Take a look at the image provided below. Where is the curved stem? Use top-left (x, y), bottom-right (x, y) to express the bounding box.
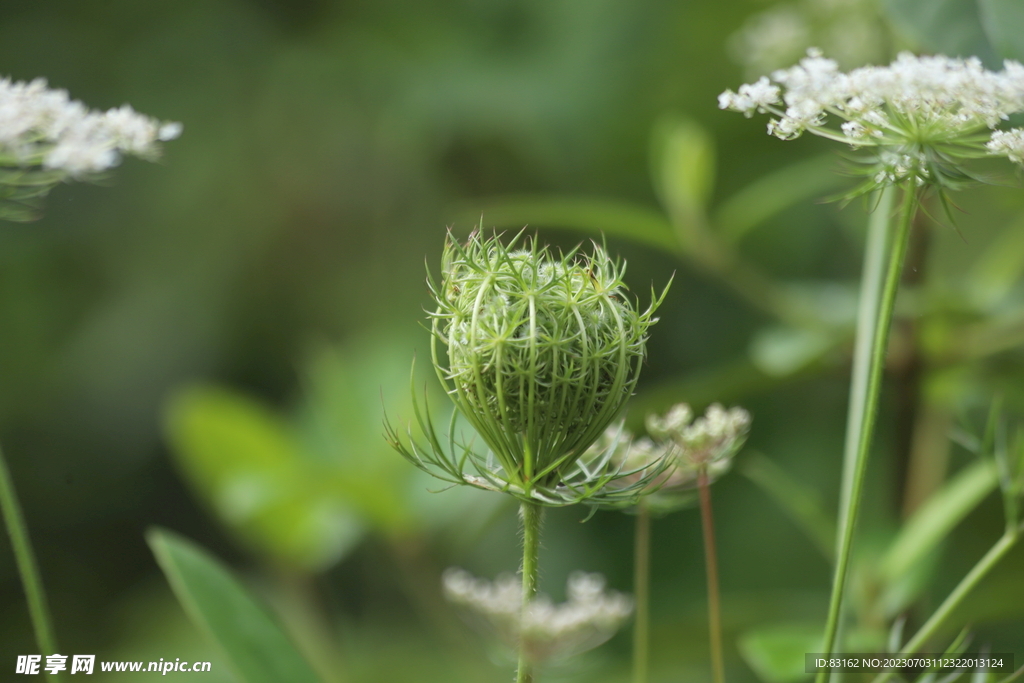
top-left (818, 184), bottom-right (917, 682)
top-left (633, 502), bottom-right (651, 683)
top-left (699, 468), bottom-right (725, 683)
top-left (0, 440), bottom-right (61, 676)
top-left (872, 524), bottom-right (1022, 683)
top-left (517, 501), bottom-right (543, 683)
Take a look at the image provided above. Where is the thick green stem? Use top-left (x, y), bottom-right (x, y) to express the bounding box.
top-left (0, 440), bottom-right (62, 679)
top-left (699, 468), bottom-right (725, 683)
top-left (872, 525), bottom-right (1022, 683)
top-left (632, 502), bottom-right (651, 683)
top-left (818, 184), bottom-right (917, 682)
top-left (517, 501), bottom-right (543, 683)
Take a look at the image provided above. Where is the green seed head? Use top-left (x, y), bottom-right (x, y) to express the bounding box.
top-left (429, 231), bottom-right (664, 492)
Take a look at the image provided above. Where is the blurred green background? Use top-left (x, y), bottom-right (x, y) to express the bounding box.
top-left (1, 0), bottom-right (1023, 681)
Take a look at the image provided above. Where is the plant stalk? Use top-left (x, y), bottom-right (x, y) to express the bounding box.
top-left (872, 524), bottom-right (1022, 683)
top-left (633, 502), bottom-right (651, 683)
top-left (0, 440), bottom-right (61, 678)
top-left (818, 184), bottom-right (917, 682)
top-left (517, 501), bottom-right (543, 683)
top-left (698, 468), bottom-right (725, 683)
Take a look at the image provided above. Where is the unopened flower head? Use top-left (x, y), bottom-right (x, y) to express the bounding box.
top-left (430, 232), bottom-right (667, 494)
top-left (443, 567), bottom-right (633, 663)
top-left (719, 49), bottom-right (1024, 190)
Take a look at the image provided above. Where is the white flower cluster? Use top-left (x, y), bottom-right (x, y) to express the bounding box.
top-left (646, 403), bottom-right (751, 471)
top-left (0, 76), bottom-right (181, 176)
top-left (443, 568), bottom-right (633, 663)
top-left (585, 403), bottom-right (750, 509)
top-left (719, 49), bottom-right (1024, 173)
top-left (988, 128), bottom-right (1024, 166)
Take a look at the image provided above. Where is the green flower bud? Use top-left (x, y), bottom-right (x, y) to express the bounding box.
top-left (427, 231), bottom-right (666, 494)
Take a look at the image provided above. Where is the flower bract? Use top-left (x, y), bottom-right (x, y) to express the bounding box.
top-left (385, 230), bottom-right (671, 507)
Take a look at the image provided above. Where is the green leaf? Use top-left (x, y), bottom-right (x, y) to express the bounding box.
top-left (714, 155), bottom-right (845, 245)
top-left (741, 452), bottom-right (836, 560)
top-left (454, 196), bottom-right (679, 254)
top-left (883, 0), bottom-right (1000, 67)
top-left (739, 623), bottom-right (819, 683)
top-left (146, 527), bottom-right (323, 683)
top-left (969, 215), bottom-right (1024, 309)
top-left (749, 326), bottom-right (839, 378)
top-left (979, 0), bottom-right (1024, 61)
top-left (880, 459), bottom-right (999, 583)
top-left (650, 115), bottom-right (715, 242)
top-left (163, 385), bottom-right (364, 570)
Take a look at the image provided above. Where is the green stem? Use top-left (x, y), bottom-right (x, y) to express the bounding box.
top-left (0, 440), bottom-right (62, 678)
top-left (517, 501), bottom-right (543, 683)
top-left (873, 524), bottom-right (1022, 683)
top-left (698, 468), bottom-right (725, 683)
top-left (817, 184), bottom-right (917, 683)
top-left (633, 502), bottom-right (651, 683)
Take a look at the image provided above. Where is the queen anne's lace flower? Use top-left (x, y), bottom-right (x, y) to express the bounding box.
top-left (0, 77), bottom-right (180, 176)
top-left (586, 403), bottom-right (750, 513)
top-left (719, 49), bottom-right (1024, 188)
top-left (443, 568), bottom-right (633, 663)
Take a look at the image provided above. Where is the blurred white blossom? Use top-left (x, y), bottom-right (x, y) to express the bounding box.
top-left (0, 77), bottom-right (180, 177)
top-left (585, 403), bottom-right (750, 513)
top-left (443, 568), bottom-right (633, 663)
top-left (728, 0), bottom-right (884, 79)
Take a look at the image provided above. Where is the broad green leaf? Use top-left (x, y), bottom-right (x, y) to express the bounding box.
top-left (714, 155), bottom-right (845, 245)
top-left (147, 528), bottom-right (323, 683)
top-left (749, 326), bottom-right (838, 377)
top-left (741, 453), bottom-right (836, 560)
top-left (979, 0), bottom-right (1024, 61)
top-left (968, 214), bottom-right (1024, 309)
top-left (880, 459), bottom-right (998, 583)
top-left (883, 0), bottom-right (1000, 67)
top-left (456, 196), bottom-right (679, 254)
top-left (650, 115), bottom-right (715, 243)
top-left (739, 623), bottom-right (819, 683)
top-left (164, 385), bottom-right (364, 570)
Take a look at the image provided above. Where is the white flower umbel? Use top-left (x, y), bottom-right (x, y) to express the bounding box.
top-left (719, 49), bottom-right (1024, 193)
top-left (0, 76), bottom-right (180, 220)
top-left (443, 568), bottom-right (633, 664)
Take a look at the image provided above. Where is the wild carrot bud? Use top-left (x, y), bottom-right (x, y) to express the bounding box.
top-left (386, 229), bottom-right (670, 506)
top-left (430, 231), bottom-right (664, 494)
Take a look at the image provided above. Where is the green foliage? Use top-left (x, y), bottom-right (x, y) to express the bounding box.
top-left (880, 459), bottom-right (999, 584)
top-left (650, 115), bottom-right (715, 243)
top-left (884, 0), bottom-right (1024, 64)
top-left (147, 528), bottom-right (322, 683)
top-left (164, 384), bottom-right (364, 571)
top-left (738, 623), bottom-right (819, 683)
top-left (741, 453), bottom-right (835, 560)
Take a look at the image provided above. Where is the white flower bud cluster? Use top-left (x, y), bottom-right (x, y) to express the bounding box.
top-left (647, 403), bottom-right (751, 466)
top-left (585, 403), bottom-right (750, 508)
top-left (0, 76), bottom-right (181, 176)
top-left (719, 49), bottom-right (1024, 168)
top-left (442, 568), bottom-right (633, 663)
top-left (987, 128), bottom-right (1024, 166)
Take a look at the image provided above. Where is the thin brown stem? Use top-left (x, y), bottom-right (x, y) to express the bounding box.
top-left (699, 468), bottom-right (725, 683)
top-left (633, 502), bottom-right (651, 683)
